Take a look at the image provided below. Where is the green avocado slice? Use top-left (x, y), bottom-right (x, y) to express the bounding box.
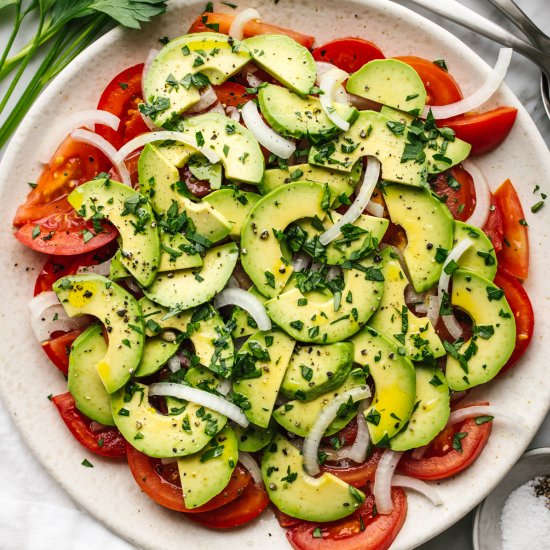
top-left (454, 221), bottom-right (497, 281)
top-left (134, 337), bottom-right (179, 378)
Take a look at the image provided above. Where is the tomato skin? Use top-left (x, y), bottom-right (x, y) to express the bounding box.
top-left (52, 393), bottom-right (126, 458)
top-left (273, 507), bottom-right (304, 528)
top-left (312, 38), bottom-right (385, 73)
top-left (41, 330), bottom-right (83, 376)
top-left (440, 107), bottom-right (518, 156)
top-left (185, 481), bottom-right (269, 529)
top-left (394, 56), bottom-right (463, 106)
top-left (494, 268), bottom-right (534, 373)
top-left (322, 448), bottom-right (384, 488)
top-left (483, 196), bottom-right (505, 253)
top-left (397, 402), bottom-right (492, 480)
top-left (125, 444), bottom-right (251, 513)
top-left (493, 179), bottom-right (529, 279)
top-left (430, 165), bottom-right (476, 221)
top-left (188, 12), bottom-right (314, 48)
top-left (287, 489), bottom-right (407, 550)
top-left (213, 82), bottom-right (255, 107)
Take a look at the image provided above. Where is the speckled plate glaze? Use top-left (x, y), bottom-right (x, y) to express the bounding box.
top-left (0, 1), bottom-right (549, 548)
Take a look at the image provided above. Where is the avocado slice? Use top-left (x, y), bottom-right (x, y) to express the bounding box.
top-left (258, 83), bottom-right (358, 142)
top-left (143, 32), bottom-right (251, 126)
top-left (54, 275), bottom-right (144, 393)
top-left (68, 324), bottom-right (114, 426)
top-left (346, 58), bottom-right (427, 114)
top-left (138, 143), bottom-right (232, 243)
top-left (243, 34), bottom-right (316, 96)
top-left (384, 184), bottom-right (454, 292)
top-left (259, 162), bottom-right (362, 197)
top-left (140, 298), bottom-right (234, 377)
top-left (445, 270), bottom-right (516, 390)
top-left (369, 248), bottom-right (444, 359)
top-left (390, 366), bottom-right (450, 451)
top-left (454, 221), bottom-right (497, 281)
top-left (111, 381), bottom-right (226, 458)
top-left (232, 330), bottom-right (295, 428)
top-left (68, 178), bottom-right (159, 287)
top-left (233, 423), bottom-right (276, 452)
top-left (134, 337), bottom-right (179, 378)
top-left (280, 342), bottom-right (354, 401)
top-left (158, 229), bottom-right (204, 272)
top-left (351, 327), bottom-right (416, 445)
top-left (241, 181), bottom-right (327, 298)
top-left (380, 106), bottom-right (471, 174)
top-left (308, 110), bottom-right (428, 186)
top-left (265, 256), bottom-right (384, 344)
top-left (229, 285), bottom-right (267, 339)
top-left (262, 434), bottom-right (365, 521)
top-left (203, 188), bottom-right (261, 238)
top-left (273, 370), bottom-right (366, 437)
top-left (177, 425), bottom-right (238, 508)
top-left (109, 251), bottom-right (130, 281)
top-left (143, 242), bottom-right (239, 312)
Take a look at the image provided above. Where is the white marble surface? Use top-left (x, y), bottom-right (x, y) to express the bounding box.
top-left (0, 1), bottom-right (548, 549)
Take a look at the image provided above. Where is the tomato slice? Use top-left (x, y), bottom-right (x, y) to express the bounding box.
top-left (273, 507), bottom-right (304, 528)
top-left (430, 165), bottom-right (476, 221)
top-left (96, 64), bottom-right (149, 148)
top-left (397, 402), bottom-right (492, 480)
top-left (312, 38), bottom-right (385, 73)
top-left (394, 56), bottom-right (463, 106)
top-left (125, 443), bottom-right (251, 513)
top-left (52, 392), bottom-right (126, 458)
top-left (440, 107), bottom-right (518, 156)
top-left (483, 195), bottom-right (505, 253)
top-left (493, 179), bottom-right (529, 279)
top-left (287, 489), bottom-right (407, 550)
top-left (212, 82), bottom-right (255, 107)
top-left (42, 330), bottom-right (83, 376)
top-left (494, 268), bottom-right (534, 373)
top-left (185, 481), bottom-right (269, 529)
top-left (322, 448), bottom-right (384, 488)
top-left (188, 12), bottom-right (314, 48)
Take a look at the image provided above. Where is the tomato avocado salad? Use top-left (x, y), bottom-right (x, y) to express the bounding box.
top-left (15, 4), bottom-right (534, 549)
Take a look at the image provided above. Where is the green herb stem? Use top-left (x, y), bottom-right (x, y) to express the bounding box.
top-left (0, 1), bottom-right (23, 76)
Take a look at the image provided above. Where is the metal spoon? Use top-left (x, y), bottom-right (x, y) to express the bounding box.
top-left (404, 0), bottom-right (550, 118)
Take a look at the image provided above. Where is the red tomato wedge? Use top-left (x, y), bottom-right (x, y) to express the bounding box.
top-left (430, 165), bottom-right (476, 221)
top-left (125, 444), bottom-right (251, 513)
top-left (495, 268), bottom-right (534, 373)
top-left (312, 38), bottom-right (385, 73)
top-left (397, 402), bottom-right (492, 480)
top-left (52, 393), bottom-right (126, 458)
top-left (42, 330), bottom-right (83, 376)
top-left (440, 107), bottom-right (518, 156)
top-left (322, 448), bottom-right (384, 488)
top-left (96, 64), bottom-right (150, 149)
top-left (287, 489), bottom-right (407, 550)
top-left (483, 195), bottom-right (505, 253)
top-left (213, 82), bottom-right (255, 107)
top-left (185, 481), bottom-right (269, 528)
top-left (188, 12), bottom-right (314, 48)
top-left (494, 179), bottom-right (529, 279)
top-left (394, 56), bottom-right (463, 106)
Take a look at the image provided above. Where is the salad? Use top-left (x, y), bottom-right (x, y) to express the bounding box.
top-left (14, 3), bottom-right (535, 549)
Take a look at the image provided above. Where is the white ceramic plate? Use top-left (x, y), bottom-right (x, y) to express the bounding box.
top-left (0, 1), bottom-right (549, 548)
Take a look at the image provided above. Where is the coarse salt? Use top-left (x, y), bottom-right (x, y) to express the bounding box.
top-left (500, 476), bottom-right (550, 550)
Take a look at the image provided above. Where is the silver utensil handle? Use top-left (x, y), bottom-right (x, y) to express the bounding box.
top-left (486, 0), bottom-right (550, 50)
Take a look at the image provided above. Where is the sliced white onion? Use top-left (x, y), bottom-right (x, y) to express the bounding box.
top-left (29, 292), bottom-right (90, 343)
top-left (427, 294), bottom-right (441, 327)
top-left (303, 386), bottom-right (371, 476)
top-left (241, 100), bottom-right (296, 159)
top-left (315, 61), bottom-right (335, 76)
top-left (442, 314), bottom-right (464, 340)
top-left (315, 63), bottom-right (349, 106)
top-left (167, 355), bottom-right (182, 373)
top-left (90, 421), bottom-right (108, 433)
top-left (373, 449), bottom-right (403, 515)
top-left (392, 475), bottom-right (443, 506)
top-left (320, 156), bottom-right (381, 245)
top-left (148, 382), bottom-right (249, 427)
top-left (216, 378), bottom-right (231, 396)
top-left (239, 451), bottom-right (263, 484)
top-left (226, 106), bottom-right (241, 122)
top-left (71, 129), bottom-right (131, 186)
top-left (318, 67), bottom-right (351, 131)
top-left (463, 159), bottom-right (491, 228)
top-left (228, 7), bottom-right (260, 40)
top-left (225, 275), bottom-right (240, 289)
top-left (447, 404), bottom-right (521, 427)
top-left (326, 265), bottom-right (342, 282)
top-left (117, 131), bottom-right (219, 165)
top-left (405, 284), bottom-right (425, 305)
top-left (245, 71), bottom-right (264, 88)
top-left (411, 445), bottom-right (428, 460)
top-left (214, 288), bottom-right (271, 331)
top-left (345, 400), bottom-right (371, 463)
top-left (425, 48), bottom-right (512, 119)
top-left (39, 110), bottom-right (120, 164)
top-left (292, 252), bottom-right (312, 272)
top-left (76, 259), bottom-right (111, 277)
top-left (186, 85), bottom-right (218, 114)
top-left (140, 49), bottom-right (160, 129)
top-left (365, 200), bottom-right (384, 218)
top-left (205, 102), bottom-right (226, 116)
